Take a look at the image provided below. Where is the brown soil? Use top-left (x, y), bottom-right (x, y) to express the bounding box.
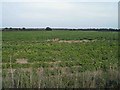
top-left (16, 58), bottom-right (28, 64)
top-left (47, 38), bottom-right (96, 43)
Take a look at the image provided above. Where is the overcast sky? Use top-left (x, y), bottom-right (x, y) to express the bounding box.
top-left (1, 0), bottom-right (119, 28)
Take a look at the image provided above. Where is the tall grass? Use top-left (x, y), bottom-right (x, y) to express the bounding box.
top-left (2, 67), bottom-right (119, 88)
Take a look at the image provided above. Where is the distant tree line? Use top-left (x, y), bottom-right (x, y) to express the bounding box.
top-left (2, 27), bottom-right (53, 31)
top-left (54, 28), bottom-right (119, 31)
top-left (2, 27), bottom-right (119, 32)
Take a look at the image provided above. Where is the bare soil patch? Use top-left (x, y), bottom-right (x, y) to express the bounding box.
top-left (16, 58), bottom-right (28, 64)
top-left (47, 38), bottom-right (96, 43)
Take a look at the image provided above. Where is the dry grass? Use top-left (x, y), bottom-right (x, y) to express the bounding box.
top-left (2, 67), bottom-right (119, 88)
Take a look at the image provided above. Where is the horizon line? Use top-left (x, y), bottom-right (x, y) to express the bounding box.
top-left (1, 27), bottom-right (119, 29)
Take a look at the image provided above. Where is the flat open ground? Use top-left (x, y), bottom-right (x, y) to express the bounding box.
top-left (2, 30), bottom-right (119, 88)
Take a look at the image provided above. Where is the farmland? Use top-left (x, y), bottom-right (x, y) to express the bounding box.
top-left (2, 30), bottom-right (119, 88)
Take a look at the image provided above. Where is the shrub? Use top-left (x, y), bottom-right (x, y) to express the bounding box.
top-left (45, 27), bottom-right (52, 31)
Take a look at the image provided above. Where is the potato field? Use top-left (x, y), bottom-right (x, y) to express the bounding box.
top-left (2, 30), bottom-right (119, 88)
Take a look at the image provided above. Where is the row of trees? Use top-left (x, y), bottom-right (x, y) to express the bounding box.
top-left (2, 27), bottom-right (119, 31)
top-left (3, 27), bottom-right (52, 31)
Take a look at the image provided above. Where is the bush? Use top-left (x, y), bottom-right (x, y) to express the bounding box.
top-left (45, 27), bottom-right (52, 31)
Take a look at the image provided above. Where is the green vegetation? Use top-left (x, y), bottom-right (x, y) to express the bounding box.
top-left (2, 30), bottom-right (119, 88)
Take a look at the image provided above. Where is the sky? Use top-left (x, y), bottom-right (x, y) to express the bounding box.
top-left (1, 0), bottom-right (119, 2)
top-left (1, 0), bottom-right (119, 29)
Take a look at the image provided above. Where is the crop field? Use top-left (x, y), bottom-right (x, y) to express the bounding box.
top-left (2, 30), bottom-right (119, 88)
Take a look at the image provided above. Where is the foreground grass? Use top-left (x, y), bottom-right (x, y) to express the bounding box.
top-left (2, 68), bottom-right (119, 88)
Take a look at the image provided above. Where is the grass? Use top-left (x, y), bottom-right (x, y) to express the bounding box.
top-left (2, 68), bottom-right (119, 88)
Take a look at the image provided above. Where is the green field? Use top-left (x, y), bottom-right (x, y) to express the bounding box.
top-left (2, 30), bottom-right (119, 88)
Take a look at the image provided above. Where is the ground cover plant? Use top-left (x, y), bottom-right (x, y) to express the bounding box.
top-left (2, 30), bottom-right (119, 88)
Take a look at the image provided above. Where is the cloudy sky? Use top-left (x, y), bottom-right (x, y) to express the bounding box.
top-left (1, 0), bottom-right (119, 28)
